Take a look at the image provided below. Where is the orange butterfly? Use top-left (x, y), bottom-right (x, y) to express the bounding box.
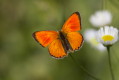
top-left (33, 12), bottom-right (83, 58)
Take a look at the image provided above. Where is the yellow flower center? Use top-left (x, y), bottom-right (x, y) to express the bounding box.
top-left (90, 38), bottom-right (99, 45)
top-left (102, 35), bottom-right (114, 41)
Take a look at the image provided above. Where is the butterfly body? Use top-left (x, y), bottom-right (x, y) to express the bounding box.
top-left (33, 12), bottom-right (83, 58)
top-left (58, 31), bottom-right (74, 53)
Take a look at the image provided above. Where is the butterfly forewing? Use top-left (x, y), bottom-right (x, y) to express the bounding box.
top-left (61, 12), bottom-right (81, 33)
top-left (33, 31), bottom-right (58, 47)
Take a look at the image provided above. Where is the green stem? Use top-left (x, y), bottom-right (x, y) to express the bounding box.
top-left (102, 0), bottom-right (105, 10)
top-left (107, 46), bottom-right (115, 80)
top-left (69, 54), bottom-right (99, 80)
top-left (102, 0), bottom-right (104, 10)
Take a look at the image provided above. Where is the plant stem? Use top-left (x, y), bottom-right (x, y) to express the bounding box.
top-left (69, 54), bottom-right (99, 80)
top-left (102, 0), bottom-right (104, 10)
top-left (107, 46), bottom-right (115, 80)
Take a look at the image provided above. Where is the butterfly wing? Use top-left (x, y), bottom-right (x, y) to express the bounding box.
top-left (33, 12), bottom-right (83, 58)
top-left (33, 31), bottom-right (58, 47)
top-left (61, 12), bottom-right (83, 51)
top-left (48, 39), bottom-right (67, 58)
top-left (67, 32), bottom-right (83, 50)
top-left (61, 12), bottom-right (81, 33)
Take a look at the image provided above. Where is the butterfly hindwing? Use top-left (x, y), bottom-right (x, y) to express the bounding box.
top-left (48, 39), bottom-right (67, 58)
top-left (61, 12), bottom-right (81, 33)
top-left (66, 32), bottom-right (83, 50)
top-left (33, 31), bottom-right (58, 47)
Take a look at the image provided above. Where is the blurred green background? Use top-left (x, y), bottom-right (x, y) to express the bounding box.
top-left (0, 0), bottom-right (119, 80)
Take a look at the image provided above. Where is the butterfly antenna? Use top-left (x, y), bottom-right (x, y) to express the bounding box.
top-left (69, 54), bottom-right (100, 80)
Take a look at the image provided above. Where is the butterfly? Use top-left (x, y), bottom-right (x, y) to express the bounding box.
top-left (33, 12), bottom-right (83, 58)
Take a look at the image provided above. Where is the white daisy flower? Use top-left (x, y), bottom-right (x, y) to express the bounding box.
top-left (90, 10), bottom-right (112, 27)
top-left (96, 26), bottom-right (118, 46)
top-left (84, 29), bottom-right (106, 51)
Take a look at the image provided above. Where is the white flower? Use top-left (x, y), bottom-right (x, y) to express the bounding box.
top-left (84, 29), bottom-right (106, 51)
top-left (96, 26), bottom-right (118, 46)
top-left (90, 10), bottom-right (112, 27)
